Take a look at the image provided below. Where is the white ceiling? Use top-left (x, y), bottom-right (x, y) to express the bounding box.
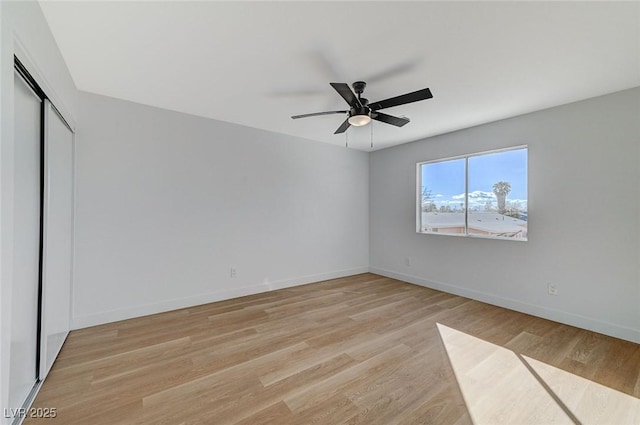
top-left (40, 1), bottom-right (640, 151)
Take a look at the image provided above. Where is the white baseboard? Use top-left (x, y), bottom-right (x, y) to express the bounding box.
top-left (71, 266), bottom-right (369, 329)
top-left (370, 267), bottom-right (640, 345)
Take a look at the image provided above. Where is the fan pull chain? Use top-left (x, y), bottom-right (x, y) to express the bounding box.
top-left (345, 131), bottom-right (348, 148)
top-left (370, 121), bottom-right (374, 149)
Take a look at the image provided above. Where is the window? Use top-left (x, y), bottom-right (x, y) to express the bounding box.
top-left (418, 146), bottom-right (528, 241)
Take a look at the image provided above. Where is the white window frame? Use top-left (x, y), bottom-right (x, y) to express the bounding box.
top-left (416, 145), bottom-right (528, 241)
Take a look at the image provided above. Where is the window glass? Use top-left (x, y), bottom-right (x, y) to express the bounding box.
top-left (418, 147), bottom-right (527, 241)
top-left (420, 158), bottom-right (466, 235)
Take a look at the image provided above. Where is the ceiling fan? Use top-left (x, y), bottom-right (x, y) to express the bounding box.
top-left (291, 81), bottom-right (433, 134)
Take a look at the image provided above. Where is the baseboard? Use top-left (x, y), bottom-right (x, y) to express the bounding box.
top-left (71, 266), bottom-right (369, 329)
top-left (370, 267), bottom-right (640, 345)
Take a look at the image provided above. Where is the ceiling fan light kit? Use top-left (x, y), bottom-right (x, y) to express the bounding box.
top-left (291, 80), bottom-right (433, 135)
top-left (348, 113), bottom-right (371, 127)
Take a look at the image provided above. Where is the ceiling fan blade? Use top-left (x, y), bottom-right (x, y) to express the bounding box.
top-left (372, 112), bottom-right (410, 127)
top-left (330, 83), bottom-right (362, 108)
top-left (334, 117), bottom-right (351, 134)
top-left (291, 110), bottom-right (347, 119)
top-left (369, 88), bottom-right (433, 111)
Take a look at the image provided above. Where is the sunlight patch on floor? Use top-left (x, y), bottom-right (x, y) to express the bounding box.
top-left (438, 323), bottom-right (640, 425)
top-left (437, 323), bottom-right (640, 425)
top-left (523, 355), bottom-right (640, 424)
top-left (437, 323), bottom-right (572, 424)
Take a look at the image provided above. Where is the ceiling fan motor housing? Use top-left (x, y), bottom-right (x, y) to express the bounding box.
top-left (351, 82), bottom-right (369, 119)
top-left (350, 105), bottom-right (370, 118)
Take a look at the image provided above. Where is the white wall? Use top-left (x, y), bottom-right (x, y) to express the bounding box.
top-left (0, 2), bottom-right (78, 423)
top-left (370, 87), bottom-right (640, 344)
top-left (72, 92), bottom-right (369, 328)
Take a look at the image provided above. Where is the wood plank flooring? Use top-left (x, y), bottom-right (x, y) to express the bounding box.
top-left (25, 273), bottom-right (640, 424)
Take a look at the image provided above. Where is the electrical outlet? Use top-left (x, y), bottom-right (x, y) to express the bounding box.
top-left (548, 283), bottom-right (558, 295)
top-left (230, 267), bottom-right (237, 278)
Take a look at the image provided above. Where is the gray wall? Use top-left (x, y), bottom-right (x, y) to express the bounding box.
top-left (72, 92), bottom-right (370, 328)
top-left (370, 87), bottom-right (640, 343)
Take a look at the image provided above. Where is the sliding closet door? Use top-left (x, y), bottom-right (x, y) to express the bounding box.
top-left (40, 100), bottom-right (73, 377)
top-left (9, 70), bottom-right (42, 410)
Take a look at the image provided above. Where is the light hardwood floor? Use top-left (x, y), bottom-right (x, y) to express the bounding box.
top-left (25, 274), bottom-right (640, 424)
